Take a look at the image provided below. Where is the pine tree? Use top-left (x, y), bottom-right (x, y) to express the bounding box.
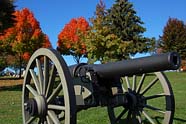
top-left (86, 0), bottom-right (150, 63)
top-left (0, 0), bottom-right (16, 34)
top-left (106, 0), bottom-right (148, 59)
top-left (0, 0), bottom-right (16, 71)
top-left (86, 0), bottom-right (122, 63)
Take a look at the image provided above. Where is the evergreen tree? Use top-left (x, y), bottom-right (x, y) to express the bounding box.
top-left (86, 0), bottom-right (123, 63)
top-left (106, 0), bottom-right (149, 59)
top-left (160, 18), bottom-right (186, 60)
top-left (0, 0), bottom-right (16, 71)
top-left (86, 0), bottom-right (151, 63)
top-left (0, 0), bottom-right (16, 34)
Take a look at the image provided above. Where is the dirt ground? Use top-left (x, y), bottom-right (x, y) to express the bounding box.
top-left (0, 78), bottom-right (23, 89)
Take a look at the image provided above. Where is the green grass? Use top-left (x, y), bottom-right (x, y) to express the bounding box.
top-left (166, 72), bottom-right (186, 123)
top-left (0, 87), bottom-right (22, 123)
top-left (0, 72), bottom-right (186, 124)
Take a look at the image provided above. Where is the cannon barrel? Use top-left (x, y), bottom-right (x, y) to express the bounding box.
top-left (86, 52), bottom-right (181, 78)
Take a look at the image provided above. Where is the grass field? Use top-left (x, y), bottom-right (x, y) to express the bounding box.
top-left (0, 72), bottom-right (186, 124)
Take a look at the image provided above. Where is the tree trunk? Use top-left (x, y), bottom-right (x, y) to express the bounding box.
top-left (19, 55), bottom-right (22, 78)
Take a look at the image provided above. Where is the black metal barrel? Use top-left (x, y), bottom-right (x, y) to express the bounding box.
top-left (89, 52), bottom-right (181, 78)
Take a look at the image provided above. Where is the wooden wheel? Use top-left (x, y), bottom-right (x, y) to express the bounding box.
top-left (22, 48), bottom-right (76, 124)
top-left (108, 72), bottom-right (175, 124)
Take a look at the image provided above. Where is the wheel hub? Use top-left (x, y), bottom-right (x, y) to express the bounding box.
top-left (25, 95), bottom-right (47, 117)
top-left (126, 91), bottom-right (146, 111)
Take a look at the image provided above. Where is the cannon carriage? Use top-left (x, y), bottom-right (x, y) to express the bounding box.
top-left (22, 48), bottom-right (180, 124)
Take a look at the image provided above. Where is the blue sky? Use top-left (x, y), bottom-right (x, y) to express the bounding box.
top-left (15, 0), bottom-right (186, 65)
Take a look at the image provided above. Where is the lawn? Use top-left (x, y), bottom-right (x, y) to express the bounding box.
top-left (0, 72), bottom-right (186, 124)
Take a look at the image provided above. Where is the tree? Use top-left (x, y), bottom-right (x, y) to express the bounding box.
top-left (0, 0), bottom-right (16, 71)
top-left (86, 0), bottom-right (124, 63)
top-left (0, 0), bottom-right (16, 34)
top-left (105, 0), bottom-right (149, 59)
top-left (160, 18), bottom-right (186, 60)
top-left (57, 17), bottom-right (89, 63)
top-left (0, 57), bottom-right (6, 72)
top-left (12, 8), bottom-right (51, 55)
top-left (0, 8), bottom-right (52, 77)
top-left (86, 0), bottom-right (150, 63)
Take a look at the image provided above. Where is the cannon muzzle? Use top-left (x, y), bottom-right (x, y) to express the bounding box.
top-left (89, 52), bottom-right (181, 78)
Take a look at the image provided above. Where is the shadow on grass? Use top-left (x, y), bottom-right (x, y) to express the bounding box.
top-left (115, 116), bottom-right (186, 124)
top-left (173, 117), bottom-right (186, 123)
top-left (0, 84), bottom-right (22, 91)
top-left (154, 116), bottom-right (186, 123)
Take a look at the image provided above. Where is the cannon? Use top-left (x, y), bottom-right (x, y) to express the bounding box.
top-left (22, 48), bottom-right (181, 124)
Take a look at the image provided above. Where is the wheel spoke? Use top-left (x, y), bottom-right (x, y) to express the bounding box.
top-left (29, 69), bottom-right (41, 94)
top-left (136, 114), bottom-right (142, 124)
top-left (107, 72), bottom-right (175, 124)
top-left (122, 85), bottom-right (127, 93)
top-left (23, 49), bottom-right (76, 124)
top-left (46, 65), bottom-right (56, 98)
top-left (142, 110), bottom-right (156, 124)
top-left (132, 75), bottom-right (137, 91)
top-left (140, 77), bottom-right (159, 95)
top-left (125, 76), bottom-right (131, 89)
top-left (115, 108), bottom-right (128, 122)
top-left (39, 118), bottom-right (47, 124)
top-left (47, 83), bottom-right (62, 103)
top-left (136, 74), bottom-right (146, 93)
top-left (25, 116), bottom-right (37, 124)
top-left (127, 110), bottom-right (132, 122)
top-left (26, 84), bottom-right (38, 97)
top-left (46, 115), bottom-right (53, 124)
top-left (144, 93), bottom-right (165, 100)
top-left (131, 111), bottom-right (140, 124)
top-left (134, 111), bottom-right (142, 123)
top-left (144, 104), bottom-right (166, 114)
top-left (48, 104), bottom-right (65, 111)
top-left (58, 111), bottom-right (65, 120)
top-left (43, 56), bottom-right (49, 95)
top-left (48, 110), bottom-right (60, 124)
top-left (38, 118), bottom-right (42, 124)
top-left (36, 58), bottom-right (44, 94)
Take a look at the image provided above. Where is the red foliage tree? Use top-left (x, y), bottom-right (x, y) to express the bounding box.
top-left (57, 17), bottom-right (89, 63)
top-left (0, 8), bottom-right (52, 59)
top-left (0, 8), bottom-right (52, 77)
top-left (160, 18), bottom-right (186, 59)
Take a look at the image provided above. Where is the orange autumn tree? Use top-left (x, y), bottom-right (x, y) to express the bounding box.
top-left (0, 8), bottom-right (51, 77)
top-left (57, 17), bottom-right (89, 63)
top-left (12, 8), bottom-right (51, 58)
